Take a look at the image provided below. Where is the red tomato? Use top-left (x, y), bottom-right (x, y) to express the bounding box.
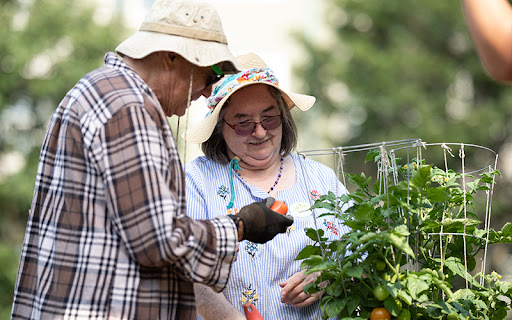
top-left (370, 307), bottom-right (391, 320)
top-left (270, 200), bottom-right (288, 215)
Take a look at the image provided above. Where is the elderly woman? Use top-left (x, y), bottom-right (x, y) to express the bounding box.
top-left (184, 53), bottom-right (350, 319)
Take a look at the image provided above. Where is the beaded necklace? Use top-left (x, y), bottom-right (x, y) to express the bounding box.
top-left (236, 157), bottom-right (284, 194)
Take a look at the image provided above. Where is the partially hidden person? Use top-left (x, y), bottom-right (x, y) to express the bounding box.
top-left (184, 53), bottom-right (351, 319)
top-left (462, 0), bottom-right (512, 82)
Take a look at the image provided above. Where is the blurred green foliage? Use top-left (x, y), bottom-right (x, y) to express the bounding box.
top-left (294, 0), bottom-right (512, 227)
top-left (0, 0), bottom-right (127, 316)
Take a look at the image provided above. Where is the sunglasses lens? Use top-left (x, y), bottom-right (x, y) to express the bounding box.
top-left (232, 115), bottom-right (282, 135)
top-left (234, 123), bottom-right (255, 135)
top-left (261, 116), bottom-right (282, 130)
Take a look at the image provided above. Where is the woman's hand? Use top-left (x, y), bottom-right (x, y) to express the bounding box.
top-left (279, 270), bottom-right (323, 308)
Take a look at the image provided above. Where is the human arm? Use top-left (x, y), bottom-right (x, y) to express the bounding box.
top-left (194, 283), bottom-right (246, 320)
top-left (462, 0), bottom-right (512, 81)
top-left (97, 105), bottom-right (237, 291)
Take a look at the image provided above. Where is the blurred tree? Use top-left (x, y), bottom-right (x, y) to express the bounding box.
top-left (294, 0), bottom-right (512, 302)
top-left (0, 0), bottom-right (127, 315)
top-left (295, 0), bottom-right (512, 216)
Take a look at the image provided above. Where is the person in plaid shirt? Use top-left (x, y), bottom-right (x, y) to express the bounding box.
top-left (10, 0), bottom-right (293, 319)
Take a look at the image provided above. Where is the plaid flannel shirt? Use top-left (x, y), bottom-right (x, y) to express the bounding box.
top-left (11, 53), bottom-right (237, 320)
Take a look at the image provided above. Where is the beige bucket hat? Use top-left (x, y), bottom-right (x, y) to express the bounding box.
top-left (183, 53), bottom-right (316, 143)
top-left (116, 0), bottom-right (240, 73)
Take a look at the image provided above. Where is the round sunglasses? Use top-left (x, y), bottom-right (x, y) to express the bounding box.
top-left (224, 114), bottom-right (283, 136)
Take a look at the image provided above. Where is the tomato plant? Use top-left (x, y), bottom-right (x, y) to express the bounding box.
top-left (370, 307), bottom-right (391, 320)
top-left (296, 148), bottom-right (512, 320)
top-left (270, 200), bottom-right (287, 215)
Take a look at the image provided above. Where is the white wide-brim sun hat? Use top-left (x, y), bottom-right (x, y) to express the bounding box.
top-left (116, 0), bottom-right (240, 73)
top-left (183, 53), bottom-right (316, 143)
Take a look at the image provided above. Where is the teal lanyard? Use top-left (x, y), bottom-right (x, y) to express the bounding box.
top-left (227, 157), bottom-right (241, 209)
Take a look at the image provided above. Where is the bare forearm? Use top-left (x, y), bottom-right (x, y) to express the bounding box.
top-left (194, 284), bottom-right (245, 320)
top-left (462, 0), bottom-right (512, 81)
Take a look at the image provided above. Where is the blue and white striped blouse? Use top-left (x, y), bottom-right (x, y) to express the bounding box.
top-left (186, 153), bottom-right (350, 319)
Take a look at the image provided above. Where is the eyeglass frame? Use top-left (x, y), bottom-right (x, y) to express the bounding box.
top-left (223, 113), bottom-right (283, 136)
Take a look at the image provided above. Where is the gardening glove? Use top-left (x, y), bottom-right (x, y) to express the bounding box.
top-left (232, 197), bottom-right (293, 244)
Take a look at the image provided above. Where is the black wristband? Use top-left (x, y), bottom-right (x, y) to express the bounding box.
top-left (227, 214), bottom-right (241, 231)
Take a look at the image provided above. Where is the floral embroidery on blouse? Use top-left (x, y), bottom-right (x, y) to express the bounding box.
top-left (227, 207), bottom-right (239, 215)
top-left (286, 225), bottom-right (296, 236)
top-left (323, 220), bottom-right (339, 236)
top-left (310, 190), bottom-right (321, 201)
top-left (244, 241), bottom-right (258, 260)
top-left (241, 284), bottom-right (259, 305)
top-left (217, 185), bottom-right (229, 200)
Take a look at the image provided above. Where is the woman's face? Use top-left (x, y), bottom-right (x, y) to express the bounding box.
top-left (222, 84), bottom-right (283, 169)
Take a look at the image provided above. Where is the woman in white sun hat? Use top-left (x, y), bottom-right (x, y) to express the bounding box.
top-left (184, 53), bottom-right (351, 319)
top-left (10, 1), bottom-right (293, 319)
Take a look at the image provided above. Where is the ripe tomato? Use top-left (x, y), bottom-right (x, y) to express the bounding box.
top-left (270, 200), bottom-right (287, 215)
top-left (370, 307), bottom-right (391, 320)
top-left (373, 285), bottom-right (390, 301)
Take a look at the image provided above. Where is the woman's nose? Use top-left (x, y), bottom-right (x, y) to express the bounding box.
top-left (252, 122), bottom-right (267, 137)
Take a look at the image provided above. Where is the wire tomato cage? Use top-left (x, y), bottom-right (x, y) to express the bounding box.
top-left (296, 138), bottom-right (499, 287)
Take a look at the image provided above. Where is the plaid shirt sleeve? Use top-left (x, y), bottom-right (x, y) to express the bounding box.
top-left (97, 104), bottom-right (237, 289)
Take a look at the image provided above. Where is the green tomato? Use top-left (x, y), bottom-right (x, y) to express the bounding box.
top-left (373, 285), bottom-right (390, 301)
top-left (446, 313), bottom-right (458, 320)
top-left (396, 309), bottom-right (411, 320)
top-left (375, 259), bottom-right (386, 271)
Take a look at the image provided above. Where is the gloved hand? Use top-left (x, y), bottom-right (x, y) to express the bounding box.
top-left (236, 197), bottom-right (294, 244)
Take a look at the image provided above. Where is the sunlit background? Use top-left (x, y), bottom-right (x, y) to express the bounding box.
top-left (1, 0), bottom-right (512, 318)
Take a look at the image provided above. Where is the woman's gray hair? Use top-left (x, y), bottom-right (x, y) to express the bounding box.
top-left (201, 85), bottom-right (298, 164)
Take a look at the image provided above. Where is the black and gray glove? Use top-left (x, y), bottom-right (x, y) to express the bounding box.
top-left (229, 197), bottom-right (293, 244)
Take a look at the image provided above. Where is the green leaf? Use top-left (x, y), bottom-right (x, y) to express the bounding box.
top-left (398, 290), bottom-right (412, 306)
top-left (411, 165), bottom-right (433, 189)
top-left (365, 149), bottom-right (381, 163)
top-left (325, 297), bottom-right (347, 317)
top-left (306, 260), bottom-right (338, 274)
top-left (325, 277), bottom-right (344, 297)
top-left (501, 222), bottom-right (512, 237)
top-left (427, 187), bottom-right (450, 203)
top-left (344, 266), bottom-right (364, 279)
top-left (384, 296), bottom-right (400, 317)
top-left (444, 257), bottom-right (484, 289)
top-left (394, 224), bottom-right (410, 236)
top-left (296, 245), bottom-right (322, 260)
top-left (385, 233), bottom-right (415, 257)
top-left (305, 228), bottom-right (325, 242)
top-left (406, 275), bottom-right (430, 299)
top-left (304, 282), bottom-right (322, 294)
top-left (347, 296), bottom-right (360, 315)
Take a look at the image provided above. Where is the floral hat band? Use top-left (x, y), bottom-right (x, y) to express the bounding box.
top-left (206, 67), bottom-right (279, 111)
